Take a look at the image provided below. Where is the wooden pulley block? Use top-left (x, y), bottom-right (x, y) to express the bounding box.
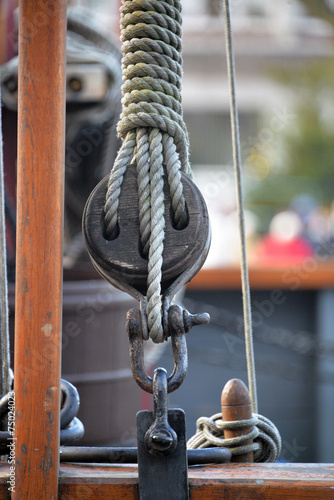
top-left (82, 164), bottom-right (210, 302)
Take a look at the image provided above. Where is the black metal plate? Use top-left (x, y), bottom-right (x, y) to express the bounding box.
top-left (137, 409), bottom-right (189, 500)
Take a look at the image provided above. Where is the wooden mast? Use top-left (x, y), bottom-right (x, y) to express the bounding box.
top-left (13, 1), bottom-right (67, 498)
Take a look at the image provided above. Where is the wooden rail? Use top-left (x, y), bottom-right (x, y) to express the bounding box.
top-left (1, 463), bottom-right (334, 499)
top-left (187, 263), bottom-right (334, 290)
top-left (13, 0), bottom-right (67, 498)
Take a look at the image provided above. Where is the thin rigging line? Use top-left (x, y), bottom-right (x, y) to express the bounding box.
top-left (222, 0), bottom-right (258, 413)
top-left (0, 88), bottom-right (11, 395)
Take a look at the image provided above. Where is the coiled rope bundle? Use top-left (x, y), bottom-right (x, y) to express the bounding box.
top-left (104, 0), bottom-right (192, 343)
top-left (187, 413), bottom-right (282, 463)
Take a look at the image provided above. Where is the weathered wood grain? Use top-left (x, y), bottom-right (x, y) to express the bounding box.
top-left (57, 463), bottom-right (334, 499)
top-left (13, 1), bottom-right (67, 498)
top-left (1, 462), bottom-right (334, 499)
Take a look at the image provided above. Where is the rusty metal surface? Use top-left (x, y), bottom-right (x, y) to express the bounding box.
top-left (127, 304), bottom-right (210, 394)
top-left (127, 306), bottom-right (189, 394)
top-left (145, 368), bottom-right (178, 457)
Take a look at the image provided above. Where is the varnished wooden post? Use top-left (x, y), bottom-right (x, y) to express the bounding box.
top-left (13, 1), bottom-right (67, 498)
top-left (221, 378), bottom-right (254, 463)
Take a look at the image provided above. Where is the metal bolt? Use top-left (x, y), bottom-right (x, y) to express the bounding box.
top-left (183, 309), bottom-right (210, 333)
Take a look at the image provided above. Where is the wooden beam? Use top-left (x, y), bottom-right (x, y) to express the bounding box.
top-left (187, 264), bottom-right (334, 290)
top-left (13, 1), bottom-right (67, 498)
top-left (57, 463), bottom-right (334, 499)
top-left (1, 462), bottom-right (334, 499)
top-left (189, 463), bottom-right (334, 499)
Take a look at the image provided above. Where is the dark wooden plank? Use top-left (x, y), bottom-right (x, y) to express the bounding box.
top-left (57, 463), bottom-right (334, 499)
top-left (189, 463), bottom-right (334, 499)
top-left (59, 464), bottom-right (139, 500)
top-left (14, 1), bottom-right (67, 498)
top-left (60, 482), bottom-right (138, 500)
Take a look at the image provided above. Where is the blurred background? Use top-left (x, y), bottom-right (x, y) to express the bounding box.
top-left (1, 0), bottom-right (334, 462)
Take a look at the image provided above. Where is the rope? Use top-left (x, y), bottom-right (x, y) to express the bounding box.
top-left (187, 412), bottom-right (282, 463)
top-left (104, 0), bottom-right (191, 343)
top-left (222, 0), bottom-right (257, 413)
top-left (147, 128), bottom-right (165, 341)
top-left (187, 1), bottom-right (282, 463)
top-left (0, 88), bottom-right (11, 395)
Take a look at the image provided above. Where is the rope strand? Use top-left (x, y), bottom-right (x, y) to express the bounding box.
top-left (186, 3), bottom-right (282, 463)
top-left (222, 0), bottom-right (258, 413)
top-left (187, 1), bottom-right (281, 463)
top-left (104, 0), bottom-right (191, 342)
top-left (136, 128), bottom-right (151, 256)
top-left (0, 87), bottom-right (11, 394)
top-left (147, 129), bottom-right (165, 342)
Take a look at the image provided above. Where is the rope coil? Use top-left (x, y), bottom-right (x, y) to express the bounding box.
top-left (187, 412), bottom-right (282, 463)
top-left (104, 0), bottom-right (192, 343)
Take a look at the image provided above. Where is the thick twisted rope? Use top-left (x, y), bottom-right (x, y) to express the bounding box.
top-left (104, 0), bottom-right (191, 343)
top-left (187, 412), bottom-right (282, 463)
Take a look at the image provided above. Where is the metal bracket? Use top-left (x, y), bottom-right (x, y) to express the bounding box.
top-left (137, 409), bottom-right (188, 500)
top-left (137, 367), bottom-right (189, 499)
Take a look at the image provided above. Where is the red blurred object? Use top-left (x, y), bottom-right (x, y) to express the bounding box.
top-left (253, 234), bottom-right (314, 267)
